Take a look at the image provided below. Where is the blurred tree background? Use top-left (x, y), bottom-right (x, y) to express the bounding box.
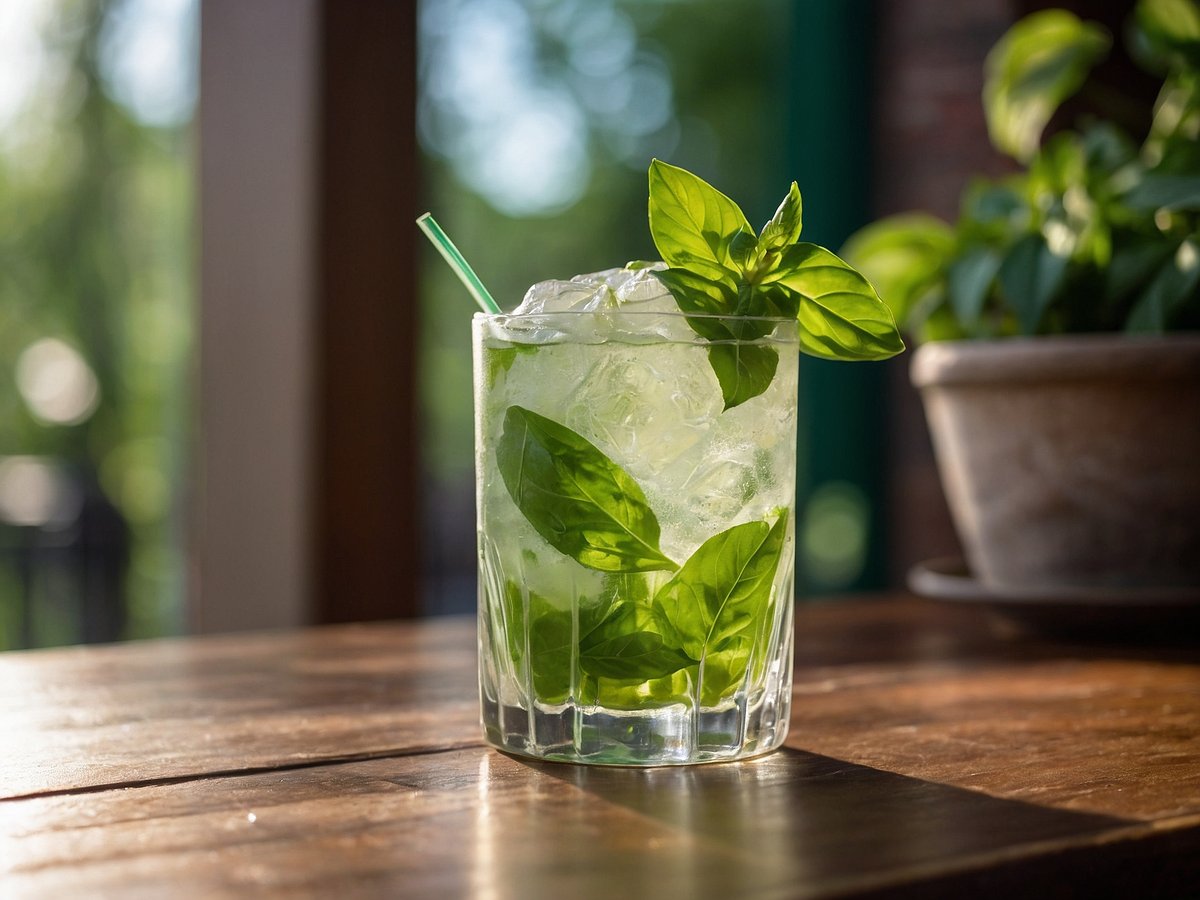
top-left (0, 0), bottom-right (194, 648)
top-left (1, 0), bottom-right (897, 642)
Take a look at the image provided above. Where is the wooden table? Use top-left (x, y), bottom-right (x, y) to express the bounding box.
top-left (3, 596), bottom-right (1198, 897)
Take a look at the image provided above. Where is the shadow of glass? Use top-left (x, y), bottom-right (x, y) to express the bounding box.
top-left (471, 746), bottom-right (1130, 898)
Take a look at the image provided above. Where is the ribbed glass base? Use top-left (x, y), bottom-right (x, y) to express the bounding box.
top-left (480, 660), bottom-right (791, 766)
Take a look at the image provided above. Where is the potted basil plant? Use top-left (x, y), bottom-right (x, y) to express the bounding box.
top-left (843, 0), bottom-right (1200, 596)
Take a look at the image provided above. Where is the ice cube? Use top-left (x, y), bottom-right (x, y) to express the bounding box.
top-left (513, 264), bottom-right (673, 315)
top-left (681, 454), bottom-right (760, 527)
top-left (565, 346), bottom-right (720, 476)
top-left (614, 264), bottom-right (671, 305)
top-left (514, 278), bottom-right (617, 316)
top-left (566, 264), bottom-right (669, 304)
top-left (508, 264), bottom-right (699, 343)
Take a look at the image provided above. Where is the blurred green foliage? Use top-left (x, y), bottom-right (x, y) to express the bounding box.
top-left (0, 0), bottom-right (193, 647)
top-left (844, 0), bottom-right (1200, 342)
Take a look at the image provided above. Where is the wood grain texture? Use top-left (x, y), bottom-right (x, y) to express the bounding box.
top-left (2, 748), bottom-right (1196, 899)
top-left (789, 600), bottom-right (1200, 821)
top-left (2, 596), bottom-right (1198, 898)
top-left (0, 619), bottom-right (479, 799)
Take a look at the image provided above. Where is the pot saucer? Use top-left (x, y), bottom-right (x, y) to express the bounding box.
top-left (908, 556), bottom-right (1200, 639)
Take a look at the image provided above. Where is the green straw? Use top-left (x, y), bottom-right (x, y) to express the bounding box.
top-left (415, 212), bottom-right (501, 314)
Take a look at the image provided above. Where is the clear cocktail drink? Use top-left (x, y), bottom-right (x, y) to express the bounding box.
top-left (474, 267), bottom-right (798, 765)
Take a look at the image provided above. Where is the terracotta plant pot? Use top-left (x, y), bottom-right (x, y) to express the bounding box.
top-left (911, 334), bottom-right (1200, 591)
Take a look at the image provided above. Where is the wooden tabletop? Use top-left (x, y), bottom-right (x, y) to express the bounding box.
top-left (3, 595), bottom-right (1198, 898)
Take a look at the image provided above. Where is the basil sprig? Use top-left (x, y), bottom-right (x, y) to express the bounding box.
top-left (648, 159), bottom-right (904, 408)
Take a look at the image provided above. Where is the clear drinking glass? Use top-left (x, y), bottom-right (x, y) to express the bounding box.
top-left (474, 310), bottom-right (798, 765)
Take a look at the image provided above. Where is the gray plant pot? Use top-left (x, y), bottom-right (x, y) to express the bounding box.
top-left (911, 334), bottom-right (1200, 591)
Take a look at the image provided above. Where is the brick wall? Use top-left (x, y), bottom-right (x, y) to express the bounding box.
top-left (871, 0), bottom-right (1016, 583)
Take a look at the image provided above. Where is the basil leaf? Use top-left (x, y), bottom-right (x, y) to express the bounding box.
top-left (947, 247), bottom-right (1003, 329)
top-left (653, 513), bottom-right (788, 702)
top-left (759, 181), bottom-right (803, 251)
top-left (763, 243), bottom-right (905, 360)
top-left (707, 344), bottom-right (779, 411)
top-left (730, 230), bottom-right (759, 268)
top-left (503, 584), bottom-right (597, 704)
top-left (580, 632), bottom-right (693, 681)
top-left (499, 578), bottom-right (528, 669)
top-left (508, 585), bottom-right (695, 698)
top-left (649, 159), bottom-right (753, 283)
top-left (528, 607), bottom-right (573, 704)
top-left (758, 282), bottom-right (800, 320)
top-left (1134, 0), bottom-right (1200, 72)
top-left (693, 646), bottom-right (753, 708)
top-left (1103, 237), bottom-right (1177, 306)
top-left (647, 162), bottom-right (906, 395)
top-left (496, 406), bottom-right (678, 573)
top-left (1126, 239), bottom-right (1200, 333)
top-left (579, 601), bottom-right (694, 681)
top-left (653, 267), bottom-right (737, 341)
top-left (1122, 174), bottom-right (1200, 213)
top-left (840, 214), bottom-right (956, 328)
top-left (653, 268), bottom-right (778, 409)
top-left (997, 232), bottom-right (1070, 334)
top-left (484, 343), bottom-right (537, 390)
top-left (983, 9), bottom-right (1111, 162)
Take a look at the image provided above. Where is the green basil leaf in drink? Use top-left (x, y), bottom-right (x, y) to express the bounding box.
top-left (515, 586), bottom-right (695, 699)
top-left (728, 285), bottom-right (779, 340)
top-left (578, 600), bottom-right (695, 681)
top-left (707, 344), bottom-right (779, 411)
top-left (653, 267), bottom-right (737, 340)
top-left (500, 577), bottom-right (527, 668)
top-left (759, 181), bottom-right (803, 252)
top-left (528, 606), bottom-right (572, 704)
top-left (484, 343), bottom-right (538, 389)
top-left (763, 243), bottom-right (905, 360)
top-left (649, 158), bottom-right (753, 282)
top-left (758, 282), bottom-right (800, 319)
top-left (652, 513), bottom-right (788, 702)
top-left (580, 632), bottom-right (694, 681)
top-left (497, 406), bottom-right (678, 573)
top-left (694, 645), bottom-right (753, 708)
top-left (651, 269), bottom-right (778, 408)
top-left (730, 229), bottom-right (759, 269)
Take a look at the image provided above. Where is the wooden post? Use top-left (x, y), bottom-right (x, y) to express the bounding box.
top-left (313, 0), bottom-right (422, 622)
top-left (196, 0), bottom-right (420, 631)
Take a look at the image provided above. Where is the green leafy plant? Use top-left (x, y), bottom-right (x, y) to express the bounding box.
top-left (648, 160), bottom-right (904, 408)
top-left (843, 0), bottom-right (1200, 341)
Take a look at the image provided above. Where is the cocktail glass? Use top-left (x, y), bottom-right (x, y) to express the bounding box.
top-left (474, 309), bottom-right (798, 765)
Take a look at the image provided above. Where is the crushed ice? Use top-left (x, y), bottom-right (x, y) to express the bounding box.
top-left (509, 263), bottom-right (697, 343)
